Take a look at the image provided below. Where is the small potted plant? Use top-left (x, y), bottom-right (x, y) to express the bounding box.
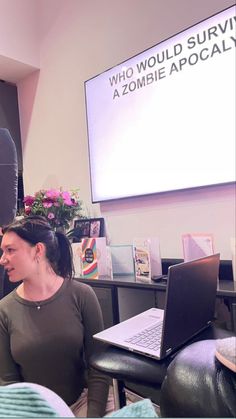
top-left (22, 188), bottom-right (86, 232)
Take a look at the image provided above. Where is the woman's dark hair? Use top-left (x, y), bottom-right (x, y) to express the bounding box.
top-left (2, 215), bottom-right (74, 279)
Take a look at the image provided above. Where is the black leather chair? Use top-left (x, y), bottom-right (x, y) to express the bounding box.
top-left (91, 344), bottom-right (172, 409)
top-left (91, 326), bottom-right (234, 413)
top-left (0, 128), bottom-right (18, 226)
top-left (0, 128), bottom-right (18, 299)
top-left (160, 338), bottom-right (236, 418)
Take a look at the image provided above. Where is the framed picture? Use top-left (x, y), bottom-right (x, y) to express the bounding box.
top-left (73, 219), bottom-right (90, 241)
top-left (89, 218), bottom-right (105, 238)
top-left (72, 218), bottom-right (104, 242)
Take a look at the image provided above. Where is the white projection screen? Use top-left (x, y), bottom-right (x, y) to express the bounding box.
top-left (84, 5), bottom-right (236, 203)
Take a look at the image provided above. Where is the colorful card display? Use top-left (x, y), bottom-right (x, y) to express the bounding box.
top-left (81, 238), bottom-right (98, 279)
top-left (71, 242), bottom-right (82, 277)
top-left (96, 237), bottom-right (110, 277)
top-left (133, 238), bottom-right (162, 282)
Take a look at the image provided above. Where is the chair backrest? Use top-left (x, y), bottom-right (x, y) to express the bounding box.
top-left (0, 128), bottom-right (18, 226)
top-left (0, 128), bottom-right (18, 298)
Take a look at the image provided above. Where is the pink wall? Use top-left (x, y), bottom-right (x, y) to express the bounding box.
top-left (0, 0), bottom-right (39, 64)
top-left (2, 0), bottom-right (235, 259)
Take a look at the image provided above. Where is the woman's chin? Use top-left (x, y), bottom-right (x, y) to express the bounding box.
top-left (8, 274), bottom-right (21, 283)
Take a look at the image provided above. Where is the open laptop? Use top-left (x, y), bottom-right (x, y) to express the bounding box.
top-left (94, 253), bottom-right (220, 360)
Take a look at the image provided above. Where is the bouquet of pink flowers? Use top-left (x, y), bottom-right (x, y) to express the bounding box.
top-left (23, 188), bottom-right (83, 230)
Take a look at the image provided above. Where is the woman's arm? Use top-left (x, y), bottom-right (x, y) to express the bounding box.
top-left (0, 311), bottom-right (21, 385)
top-left (81, 286), bottom-right (109, 418)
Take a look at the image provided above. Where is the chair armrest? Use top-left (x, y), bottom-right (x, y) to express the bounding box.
top-left (160, 339), bottom-right (236, 418)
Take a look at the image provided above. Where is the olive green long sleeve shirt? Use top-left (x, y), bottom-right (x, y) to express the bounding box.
top-left (0, 279), bottom-right (109, 417)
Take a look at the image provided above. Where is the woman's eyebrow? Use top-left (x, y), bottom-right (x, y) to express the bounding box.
top-left (1, 243), bottom-right (13, 251)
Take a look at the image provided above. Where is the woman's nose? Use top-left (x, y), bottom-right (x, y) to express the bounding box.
top-left (0, 254), bottom-right (7, 265)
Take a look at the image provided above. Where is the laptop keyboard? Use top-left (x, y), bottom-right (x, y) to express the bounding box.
top-left (125, 321), bottom-right (163, 351)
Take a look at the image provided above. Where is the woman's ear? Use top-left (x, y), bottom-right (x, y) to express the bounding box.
top-left (35, 242), bottom-right (46, 260)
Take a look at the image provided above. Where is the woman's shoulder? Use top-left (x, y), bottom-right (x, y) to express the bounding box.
top-left (65, 280), bottom-right (100, 311)
top-left (0, 289), bottom-right (16, 306)
top-left (67, 279), bottom-right (97, 299)
top-left (0, 289), bottom-right (16, 316)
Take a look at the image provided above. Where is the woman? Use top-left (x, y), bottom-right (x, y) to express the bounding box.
top-left (0, 215), bottom-right (111, 417)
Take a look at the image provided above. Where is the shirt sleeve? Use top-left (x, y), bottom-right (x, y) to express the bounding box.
top-left (0, 309), bottom-right (21, 385)
top-left (80, 285), bottom-right (109, 418)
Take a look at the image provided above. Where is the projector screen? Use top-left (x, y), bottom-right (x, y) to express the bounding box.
top-left (85, 5), bottom-right (236, 203)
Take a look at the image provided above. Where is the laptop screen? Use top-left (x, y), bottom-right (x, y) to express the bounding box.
top-left (160, 253), bottom-right (220, 357)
